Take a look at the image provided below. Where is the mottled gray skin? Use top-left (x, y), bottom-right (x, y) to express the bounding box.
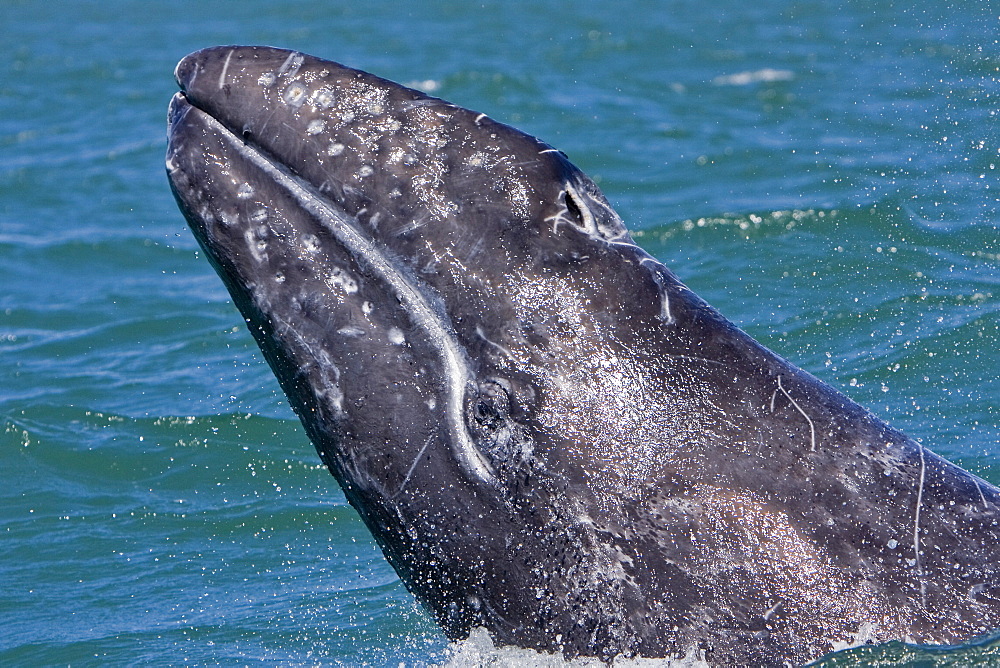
top-left (166, 46), bottom-right (1000, 666)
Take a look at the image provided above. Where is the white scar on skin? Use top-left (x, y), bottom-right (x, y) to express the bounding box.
top-left (914, 445), bottom-right (927, 607)
top-left (396, 434), bottom-right (435, 496)
top-left (218, 48), bottom-right (234, 89)
top-left (476, 325), bottom-right (515, 361)
top-left (976, 478), bottom-right (989, 509)
top-left (640, 258), bottom-right (676, 325)
top-left (771, 375), bottom-right (817, 451)
top-left (277, 51), bottom-right (305, 78)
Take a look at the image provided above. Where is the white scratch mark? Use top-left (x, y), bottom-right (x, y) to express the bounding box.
top-left (913, 445), bottom-right (927, 607)
top-left (476, 325), bottom-right (515, 361)
top-left (773, 376), bottom-right (816, 451)
top-left (609, 238), bottom-right (643, 251)
top-left (660, 291), bottom-right (675, 325)
top-left (397, 434), bottom-right (434, 497)
top-left (539, 148), bottom-right (561, 154)
top-left (268, 313), bottom-right (344, 416)
top-left (278, 51), bottom-right (304, 78)
top-left (639, 258), bottom-right (676, 325)
top-left (975, 478), bottom-right (988, 509)
top-left (218, 49), bottom-right (234, 89)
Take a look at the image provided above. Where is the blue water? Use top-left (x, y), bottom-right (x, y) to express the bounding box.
top-left (2, 1), bottom-right (999, 665)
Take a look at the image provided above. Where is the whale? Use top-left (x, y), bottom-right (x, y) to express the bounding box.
top-left (166, 46), bottom-right (1000, 665)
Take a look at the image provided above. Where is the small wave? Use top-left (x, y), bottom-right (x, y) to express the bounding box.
top-left (634, 208), bottom-right (838, 244)
top-left (712, 69), bottom-right (794, 86)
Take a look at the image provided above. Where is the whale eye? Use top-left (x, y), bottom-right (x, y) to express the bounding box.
top-left (469, 381), bottom-right (509, 431)
top-left (465, 381), bottom-right (514, 463)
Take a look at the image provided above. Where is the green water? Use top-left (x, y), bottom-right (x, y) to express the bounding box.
top-left (2, 0), bottom-right (999, 665)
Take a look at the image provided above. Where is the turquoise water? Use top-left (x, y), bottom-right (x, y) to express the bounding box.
top-left (2, 1), bottom-right (999, 665)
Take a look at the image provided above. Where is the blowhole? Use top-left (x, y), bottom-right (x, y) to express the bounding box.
top-left (565, 189), bottom-right (586, 229)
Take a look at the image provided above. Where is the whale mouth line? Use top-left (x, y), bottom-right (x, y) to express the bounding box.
top-left (167, 89), bottom-right (499, 489)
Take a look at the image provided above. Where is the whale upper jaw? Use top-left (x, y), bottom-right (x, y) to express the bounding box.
top-left (167, 46), bottom-right (1000, 664)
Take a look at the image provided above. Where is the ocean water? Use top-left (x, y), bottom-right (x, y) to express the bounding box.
top-left (2, 0), bottom-right (999, 665)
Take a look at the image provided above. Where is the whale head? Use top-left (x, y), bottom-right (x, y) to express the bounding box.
top-left (167, 46), bottom-right (1000, 663)
top-left (166, 45), bottom-right (710, 657)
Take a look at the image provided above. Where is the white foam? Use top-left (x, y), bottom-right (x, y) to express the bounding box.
top-left (437, 628), bottom-right (708, 667)
top-left (712, 69), bottom-right (794, 86)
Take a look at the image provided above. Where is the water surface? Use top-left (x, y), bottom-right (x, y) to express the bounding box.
top-left (2, 1), bottom-right (999, 664)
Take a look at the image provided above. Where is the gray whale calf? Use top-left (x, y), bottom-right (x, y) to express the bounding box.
top-left (166, 46), bottom-right (1000, 665)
